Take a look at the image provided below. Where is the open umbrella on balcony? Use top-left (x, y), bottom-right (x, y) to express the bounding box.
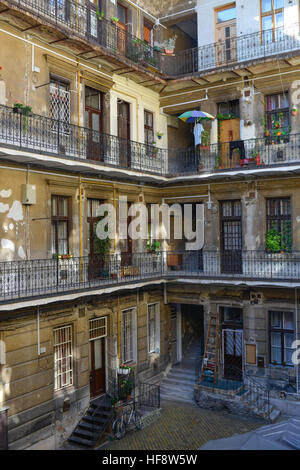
top-left (178, 110), bottom-right (215, 123)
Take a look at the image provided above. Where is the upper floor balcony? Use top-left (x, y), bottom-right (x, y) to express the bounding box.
top-left (1, 1), bottom-right (300, 79)
top-left (1, 250), bottom-right (300, 306)
top-left (1, 105), bottom-right (300, 181)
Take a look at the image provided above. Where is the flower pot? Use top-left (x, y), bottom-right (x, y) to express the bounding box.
top-left (200, 146), bottom-right (209, 150)
top-left (118, 368), bottom-right (129, 375)
top-left (292, 110), bottom-right (298, 116)
top-left (157, 135), bottom-right (162, 139)
top-left (164, 48), bottom-right (174, 55)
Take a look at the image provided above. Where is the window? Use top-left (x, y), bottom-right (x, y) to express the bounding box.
top-left (265, 93), bottom-right (290, 141)
top-left (216, 5), bottom-right (236, 23)
top-left (269, 311), bottom-right (294, 365)
top-left (54, 325), bottom-right (73, 390)
top-left (51, 195), bottom-right (70, 255)
top-left (221, 306), bottom-right (243, 325)
top-left (147, 303), bottom-right (160, 353)
top-left (218, 99), bottom-right (240, 118)
top-left (49, 79), bottom-right (70, 132)
top-left (266, 197), bottom-right (292, 251)
top-left (117, 3), bottom-right (127, 25)
top-left (122, 308), bottom-right (136, 363)
top-left (144, 110), bottom-right (154, 146)
top-left (261, 0), bottom-right (284, 42)
top-left (89, 317), bottom-right (107, 340)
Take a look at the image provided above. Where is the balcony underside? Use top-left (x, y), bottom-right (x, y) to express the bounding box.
top-left (0, 1), bottom-right (166, 89)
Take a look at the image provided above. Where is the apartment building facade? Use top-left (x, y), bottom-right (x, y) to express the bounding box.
top-left (0, 0), bottom-right (300, 449)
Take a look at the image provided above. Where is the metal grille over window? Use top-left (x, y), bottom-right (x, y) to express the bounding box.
top-left (50, 81), bottom-right (70, 133)
top-left (89, 317), bottom-right (107, 341)
top-left (54, 325), bottom-right (73, 390)
top-left (122, 308), bottom-right (133, 363)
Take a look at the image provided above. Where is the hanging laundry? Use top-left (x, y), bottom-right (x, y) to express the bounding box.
top-left (193, 122), bottom-right (204, 146)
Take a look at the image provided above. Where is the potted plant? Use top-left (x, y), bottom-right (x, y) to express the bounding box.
top-left (93, 234), bottom-right (111, 276)
top-left (291, 107), bottom-right (298, 117)
top-left (163, 36), bottom-right (176, 55)
top-left (153, 41), bottom-right (163, 52)
top-left (244, 119), bottom-right (252, 126)
top-left (156, 131), bottom-right (163, 140)
top-left (111, 16), bottom-right (119, 25)
top-left (152, 142), bottom-right (158, 157)
top-left (96, 8), bottom-right (104, 20)
top-left (200, 129), bottom-right (210, 150)
top-left (147, 240), bottom-right (160, 253)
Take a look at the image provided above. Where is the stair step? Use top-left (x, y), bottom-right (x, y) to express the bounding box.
top-left (68, 435), bottom-right (95, 448)
top-left (269, 408), bottom-right (281, 422)
top-left (83, 415), bottom-right (111, 425)
top-left (73, 427), bottom-right (96, 440)
top-left (77, 421), bottom-right (102, 433)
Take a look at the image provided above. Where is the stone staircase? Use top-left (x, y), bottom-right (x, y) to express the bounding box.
top-left (160, 340), bottom-right (201, 403)
top-left (67, 395), bottom-right (113, 448)
top-left (239, 388), bottom-right (281, 422)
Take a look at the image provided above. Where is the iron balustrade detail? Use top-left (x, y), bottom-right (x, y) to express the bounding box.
top-left (3, 105), bottom-right (300, 177)
top-left (1, 250), bottom-right (300, 303)
top-left (3, 2), bottom-right (300, 76)
top-left (0, 105), bottom-right (167, 175)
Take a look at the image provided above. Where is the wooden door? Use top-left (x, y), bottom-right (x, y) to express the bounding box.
top-left (215, 18), bottom-right (236, 66)
top-left (85, 88), bottom-right (104, 162)
top-left (117, 3), bottom-right (127, 57)
top-left (87, 199), bottom-right (105, 280)
top-left (121, 201), bottom-right (133, 267)
top-left (219, 118), bottom-right (240, 168)
top-left (220, 200), bottom-right (242, 274)
top-left (90, 337), bottom-right (106, 398)
top-left (118, 100), bottom-right (131, 168)
top-left (223, 329), bottom-right (243, 381)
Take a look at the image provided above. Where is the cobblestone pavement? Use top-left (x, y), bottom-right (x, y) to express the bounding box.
top-left (99, 400), bottom-right (266, 451)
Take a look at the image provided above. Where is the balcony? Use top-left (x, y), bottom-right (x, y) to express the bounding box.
top-left (0, 105), bottom-right (167, 176)
top-left (1, 2), bottom-right (300, 78)
top-left (2, 105), bottom-right (300, 178)
top-left (0, 250), bottom-right (300, 304)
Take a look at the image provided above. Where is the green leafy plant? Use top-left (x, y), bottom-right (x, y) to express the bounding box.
top-left (217, 113), bottom-right (238, 121)
top-left (266, 227), bottom-right (281, 252)
top-left (156, 131), bottom-right (163, 139)
top-left (201, 129), bottom-right (210, 147)
top-left (93, 235), bottom-right (111, 262)
top-left (96, 8), bottom-right (104, 20)
top-left (147, 240), bottom-right (160, 252)
top-left (111, 16), bottom-right (119, 24)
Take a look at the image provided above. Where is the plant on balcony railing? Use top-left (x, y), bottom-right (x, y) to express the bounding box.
top-left (147, 240), bottom-right (161, 253)
top-left (266, 222), bottom-right (292, 253)
top-left (93, 235), bottom-right (111, 277)
top-left (96, 8), bottom-right (104, 20)
top-left (111, 16), bottom-right (119, 25)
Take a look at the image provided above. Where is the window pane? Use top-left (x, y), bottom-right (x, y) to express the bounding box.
top-left (274, 0), bottom-right (283, 9)
top-left (217, 7), bottom-right (236, 22)
top-left (262, 15), bottom-right (273, 31)
top-left (262, 0), bottom-right (272, 13)
top-left (271, 347), bottom-right (281, 362)
top-left (284, 348), bottom-right (293, 365)
top-left (275, 12), bottom-right (284, 29)
top-left (271, 311), bottom-right (281, 328)
top-left (284, 332), bottom-right (294, 348)
top-left (283, 312), bottom-right (294, 330)
top-left (271, 331), bottom-right (281, 347)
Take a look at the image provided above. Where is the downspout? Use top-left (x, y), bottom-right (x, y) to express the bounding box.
top-left (79, 175), bottom-right (83, 281)
top-left (296, 288), bottom-right (299, 395)
top-left (37, 306), bottom-right (40, 356)
top-left (117, 295), bottom-right (120, 364)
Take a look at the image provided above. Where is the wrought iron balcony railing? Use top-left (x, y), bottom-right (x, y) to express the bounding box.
top-left (1, 250), bottom-right (300, 303)
top-left (4, 1), bottom-right (300, 77)
top-left (2, 105), bottom-right (300, 177)
top-left (0, 105), bottom-right (167, 175)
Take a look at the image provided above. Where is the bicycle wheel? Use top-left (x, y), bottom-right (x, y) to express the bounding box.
top-left (112, 418), bottom-right (126, 440)
top-left (134, 410), bottom-right (143, 430)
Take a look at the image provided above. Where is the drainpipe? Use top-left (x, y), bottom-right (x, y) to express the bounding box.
top-left (296, 288), bottom-right (299, 395)
top-left (37, 306), bottom-right (40, 356)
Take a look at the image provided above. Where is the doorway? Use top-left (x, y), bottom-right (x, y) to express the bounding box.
top-left (87, 199), bottom-right (105, 280)
top-left (89, 317), bottom-right (107, 399)
top-left (117, 2), bottom-right (128, 57)
top-left (117, 100), bottom-right (131, 168)
top-left (180, 304), bottom-right (204, 356)
top-left (85, 86), bottom-right (104, 162)
top-left (220, 200), bottom-right (242, 274)
top-left (220, 306), bottom-right (243, 381)
top-left (215, 3), bottom-right (237, 66)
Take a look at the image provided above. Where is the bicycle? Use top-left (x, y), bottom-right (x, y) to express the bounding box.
top-left (112, 402), bottom-right (143, 439)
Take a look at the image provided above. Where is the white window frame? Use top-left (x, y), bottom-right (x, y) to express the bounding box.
top-left (53, 325), bottom-right (73, 391)
top-left (147, 302), bottom-right (160, 354)
top-left (121, 308), bottom-right (137, 365)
